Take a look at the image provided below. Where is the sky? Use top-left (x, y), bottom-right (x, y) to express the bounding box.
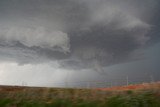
top-left (0, 0), bottom-right (160, 88)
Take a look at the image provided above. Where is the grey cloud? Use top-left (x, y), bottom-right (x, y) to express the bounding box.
top-left (0, 41), bottom-right (71, 65)
top-left (67, 23), bottom-right (149, 69)
top-left (0, 0), bottom-right (159, 71)
top-left (0, 26), bottom-right (70, 52)
top-left (0, 43), bottom-right (46, 64)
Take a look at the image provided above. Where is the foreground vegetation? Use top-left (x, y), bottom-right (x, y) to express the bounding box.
top-left (0, 82), bottom-right (160, 107)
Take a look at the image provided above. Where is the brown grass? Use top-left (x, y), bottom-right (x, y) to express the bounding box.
top-left (0, 81), bottom-right (160, 102)
top-left (97, 81), bottom-right (160, 91)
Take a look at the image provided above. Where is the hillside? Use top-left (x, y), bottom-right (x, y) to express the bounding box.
top-left (0, 82), bottom-right (160, 107)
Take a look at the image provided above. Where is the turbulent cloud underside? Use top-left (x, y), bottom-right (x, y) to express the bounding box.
top-left (0, 0), bottom-right (159, 71)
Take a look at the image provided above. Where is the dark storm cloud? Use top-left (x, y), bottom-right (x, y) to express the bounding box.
top-left (0, 41), bottom-right (71, 64)
top-left (0, 0), bottom-right (159, 70)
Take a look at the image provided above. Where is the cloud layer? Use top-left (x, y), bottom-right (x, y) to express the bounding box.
top-left (0, 0), bottom-right (159, 71)
top-left (0, 27), bottom-right (70, 52)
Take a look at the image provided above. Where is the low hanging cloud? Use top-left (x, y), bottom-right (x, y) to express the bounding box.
top-left (0, 0), bottom-right (159, 71)
top-left (0, 27), bottom-right (70, 52)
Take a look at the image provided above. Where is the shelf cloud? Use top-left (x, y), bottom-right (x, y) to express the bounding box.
top-left (0, 0), bottom-right (159, 71)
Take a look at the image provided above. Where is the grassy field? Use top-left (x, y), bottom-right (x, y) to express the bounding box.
top-left (0, 82), bottom-right (160, 107)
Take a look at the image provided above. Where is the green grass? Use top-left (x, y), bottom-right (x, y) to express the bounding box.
top-left (0, 85), bottom-right (160, 107)
top-left (0, 91), bottom-right (159, 107)
top-left (106, 91), bottom-right (160, 107)
top-left (0, 99), bottom-right (13, 107)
